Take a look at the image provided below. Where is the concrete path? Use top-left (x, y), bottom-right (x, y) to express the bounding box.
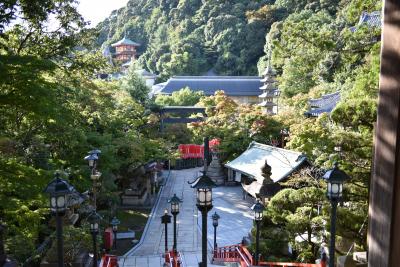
top-left (119, 168), bottom-right (254, 267)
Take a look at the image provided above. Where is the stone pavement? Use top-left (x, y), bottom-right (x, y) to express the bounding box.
top-left (118, 168), bottom-right (254, 267)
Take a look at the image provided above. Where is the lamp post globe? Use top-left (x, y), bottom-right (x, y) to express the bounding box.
top-left (323, 162), bottom-right (350, 267)
top-left (251, 200), bottom-right (265, 265)
top-left (110, 217), bottom-right (120, 250)
top-left (169, 194), bottom-right (182, 215)
top-left (44, 172), bottom-right (75, 267)
top-left (88, 211), bottom-right (102, 267)
top-left (191, 173), bottom-right (217, 267)
top-left (323, 162), bottom-right (349, 201)
top-left (84, 154), bottom-right (98, 169)
top-left (168, 194), bottom-right (182, 252)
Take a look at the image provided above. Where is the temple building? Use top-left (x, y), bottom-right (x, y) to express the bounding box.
top-left (304, 91), bottom-right (340, 117)
top-left (225, 142), bottom-right (308, 201)
top-left (258, 63), bottom-right (280, 114)
top-left (153, 76), bottom-right (262, 104)
top-left (111, 36), bottom-right (140, 62)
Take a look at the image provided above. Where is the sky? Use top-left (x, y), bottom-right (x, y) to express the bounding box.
top-left (77, 0), bottom-right (130, 27)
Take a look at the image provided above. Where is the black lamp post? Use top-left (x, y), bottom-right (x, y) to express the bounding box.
top-left (211, 212), bottom-right (220, 250)
top-left (323, 162), bottom-right (350, 267)
top-left (110, 217), bottom-right (120, 250)
top-left (0, 223), bottom-right (5, 266)
top-left (44, 173), bottom-right (75, 267)
top-left (168, 194), bottom-right (182, 252)
top-left (161, 209), bottom-right (172, 253)
top-left (251, 200), bottom-right (265, 266)
top-left (191, 173), bottom-right (217, 267)
top-left (88, 211), bottom-right (102, 267)
top-left (85, 150), bottom-right (101, 209)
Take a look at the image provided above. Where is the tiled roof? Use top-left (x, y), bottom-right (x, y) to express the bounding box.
top-left (305, 91), bottom-right (340, 117)
top-left (225, 142), bottom-right (307, 197)
top-left (262, 65), bottom-right (276, 76)
top-left (258, 100), bottom-right (277, 107)
top-left (260, 76), bottom-right (276, 83)
top-left (350, 11), bottom-right (381, 32)
top-left (260, 83), bottom-right (278, 90)
top-left (258, 91), bottom-right (278, 98)
top-left (157, 76), bottom-right (262, 96)
top-left (111, 37), bottom-right (140, 47)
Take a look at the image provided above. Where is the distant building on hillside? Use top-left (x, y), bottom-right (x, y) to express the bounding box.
top-left (350, 11), bottom-right (381, 32)
top-left (111, 35), bottom-right (140, 62)
top-left (153, 76), bottom-right (263, 104)
top-left (304, 91), bottom-right (341, 117)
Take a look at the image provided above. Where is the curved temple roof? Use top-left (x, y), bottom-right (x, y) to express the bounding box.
top-left (225, 142), bottom-right (307, 197)
top-left (111, 36), bottom-right (140, 47)
top-left (305, 91), bottom-right (340, 117)
top-left (157, 76), bottom-right (263, 96)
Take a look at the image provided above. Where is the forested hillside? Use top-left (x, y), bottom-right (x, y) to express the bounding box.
top-left (96, 0), bottom-right (272, 78)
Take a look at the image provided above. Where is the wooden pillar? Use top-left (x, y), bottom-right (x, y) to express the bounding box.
top-left (368, 1), bottom-right (400, 266)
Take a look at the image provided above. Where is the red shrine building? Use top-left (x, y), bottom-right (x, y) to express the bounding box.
top-left (111, 36), bottom-right (140, 62)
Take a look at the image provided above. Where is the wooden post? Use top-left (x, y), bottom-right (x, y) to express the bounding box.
top-left (368, 1), bottom-right (400, 266)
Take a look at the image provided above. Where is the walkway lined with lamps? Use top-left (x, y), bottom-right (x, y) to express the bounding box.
top-left (118, 167), bottom-right (254, 267)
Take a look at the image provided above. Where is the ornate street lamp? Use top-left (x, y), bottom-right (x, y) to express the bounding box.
top-left (191, 173), bottom-right (217, 267)
top-left (161, 209), bottom-right (172, 253)
top-left (251, 200), bottom-right (265, 266)
top-left (44, 173), bottom-right (75, 267)
top-left (323, 162), bottom-right (350, 267)
top-left (211, 212), bottom-right (220, 250)
top-left (88, 211), bottom-right (102, 267)
top-left (85, 150), bottom-right (102, 209)
top-left (110, 217), bottom-right (120, 250)
top-left (168, 194), bottom-right (182, 252)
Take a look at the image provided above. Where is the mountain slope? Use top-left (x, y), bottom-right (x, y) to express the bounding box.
top-left (96, 0), bottom-right (273, 79)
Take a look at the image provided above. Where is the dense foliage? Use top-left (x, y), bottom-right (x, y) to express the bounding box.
top-left (96, 0), bottom-right (273, 79)
top-left (190, 91), bottom-right (282, 161)
top-left (249, 0), bottom-right (381, 261)
top-left (0, 1), bottom-right (167, 263)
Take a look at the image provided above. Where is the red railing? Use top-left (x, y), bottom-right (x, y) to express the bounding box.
top-left (213, 245), bottom-right (326, 267)
top-left (100, 254), bottom-right (118, 267)
top-left (177, 139), bottom-right (220, 159)
top-left (165, 250), bottom-right (182, 267)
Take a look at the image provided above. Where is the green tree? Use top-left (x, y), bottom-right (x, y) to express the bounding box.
top-left (119, 63), bottom-right (150, 105)
top-left (155, 87), bottom-right (204, 106)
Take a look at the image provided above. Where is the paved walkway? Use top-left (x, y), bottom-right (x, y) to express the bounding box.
top-left (118, 168), bottom-right (254, 267)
